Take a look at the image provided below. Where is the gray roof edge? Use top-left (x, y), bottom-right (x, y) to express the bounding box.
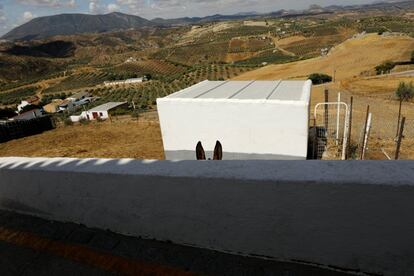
top-left (88, 102), bottom-right (127, 112)
top-left (158, 80), bottom-right (311, 102)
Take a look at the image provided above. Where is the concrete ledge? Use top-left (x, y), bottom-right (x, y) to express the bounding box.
top-left (1, 157), bottom-right (414, 275)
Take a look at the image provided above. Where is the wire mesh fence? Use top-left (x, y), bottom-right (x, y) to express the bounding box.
top-left (312, 103), bottom-right (348, 160)
top-left (311, 89), bottom-right (414, 160)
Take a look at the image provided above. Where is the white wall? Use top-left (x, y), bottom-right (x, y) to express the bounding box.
top-left (157, 99), bottom-right (309, 160)
top-left (70, 111), bottom-right (109, 122)
top-left (17, 100), bottom-right (29, 112)
top-left (85, 110), bottom-right (109, 120)
top-left (1, 157), bottom-right (414, 275)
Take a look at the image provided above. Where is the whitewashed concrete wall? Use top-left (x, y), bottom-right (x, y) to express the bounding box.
top-left (157, 100), bottom-right (309, 160)
top-left (0, 157), bottom-right (414, 275)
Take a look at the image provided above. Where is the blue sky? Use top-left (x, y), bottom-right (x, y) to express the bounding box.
top-left (0, 0), bottom-right (377, 35)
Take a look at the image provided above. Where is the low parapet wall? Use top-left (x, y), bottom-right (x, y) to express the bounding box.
top-left (0, 157), bottom-right (413, 275)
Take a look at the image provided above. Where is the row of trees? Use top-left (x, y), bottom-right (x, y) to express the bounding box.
top-left (376, 51), bottom-right (414, 76)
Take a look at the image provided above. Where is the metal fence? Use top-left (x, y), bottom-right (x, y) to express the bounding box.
top-left (311, 102), bottom-right (349, 160)
top-left (311, 89), bottom-right (414, 160)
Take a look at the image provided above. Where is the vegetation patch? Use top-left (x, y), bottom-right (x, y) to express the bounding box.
top-left (375, 61), bottom-right (396, 75)
top-left (235, 50), bottom-right (296, 66)
top-left (0, 86), bottom-right (38, 105)
top-left (3, 41), bottom-right (76, 58)
top-left (309, 73), bottom-right (332, 85)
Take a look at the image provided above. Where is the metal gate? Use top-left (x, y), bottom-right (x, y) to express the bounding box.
top-left (312, 100), bottom-right (349, 160)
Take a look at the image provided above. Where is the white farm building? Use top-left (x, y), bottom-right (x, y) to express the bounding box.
top-left (104, 78), bottom-right (144, 87)
top-left (157, 80), bottom-right (312, 160)
top-left (70, 102), bottom-right (127, 122)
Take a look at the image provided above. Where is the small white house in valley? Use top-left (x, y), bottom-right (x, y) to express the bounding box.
top-left (17, 96), bottom-right (40, 112)
top-left (59, 91), bottom-right (92, 112)
top-left (70, 102), bottom-right (127, 122)
top-left (157, 80), bottom-right (312, 160)
top-left (104, 78), bottom-right (144, 87)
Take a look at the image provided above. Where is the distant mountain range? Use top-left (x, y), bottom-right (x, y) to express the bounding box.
top-left (2, 12), bottom-right (155, 41)
top-left (2, 0), bottom-right (413, 41)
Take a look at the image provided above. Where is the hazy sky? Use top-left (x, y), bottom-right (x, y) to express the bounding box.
top-left (0, 0), bottom-right (378, 35)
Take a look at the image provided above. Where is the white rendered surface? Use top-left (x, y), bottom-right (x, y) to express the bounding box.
top-left (0, 157), bottom-right (414, 276)
top-left (157, 80), bottom-right (312, 160)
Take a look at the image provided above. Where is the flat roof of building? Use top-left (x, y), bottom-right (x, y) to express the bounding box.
top-left (164, 80), bottom-right (312, 102)
top-left (88, 102), bottom-right (127, 112)
top-left (69, 91), bottom-right (90, 100)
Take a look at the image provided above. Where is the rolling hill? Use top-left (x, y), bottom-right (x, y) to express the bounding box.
top-left (234, 34), bottom-right (414, 81)
top-left (3, 1), bottom-right (414, 41)
top-left (2, 12), bottom-right (155, 41)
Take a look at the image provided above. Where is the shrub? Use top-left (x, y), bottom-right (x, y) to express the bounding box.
top-left (64, 118), bottom-right (73, 126)
top-left (308, 73), bottom-right (332, 85)
top-left (79, 118), bottom-right (90, 125)
top-left (375, 61), bottom-right (395, 75)
top-left (396, 81), bottom-right (414, 102)
top-left (0, 108), bottom-right (17, 119)
top-left (131, 110), bottom-right (139, 119)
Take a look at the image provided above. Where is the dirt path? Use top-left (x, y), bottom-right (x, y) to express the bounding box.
top-left (271, 36), bottom-right (297, 57)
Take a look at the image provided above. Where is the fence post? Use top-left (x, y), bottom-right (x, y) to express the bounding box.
top-left (312, 117), bottom-right (317, 159)
top-left (395, 117), bottom-right (406, 160)
top-left (360, 105), bottom-right (370, 160)
top-left (396, 100), bottom-right (402, 138)
top-left (361, 113), bottom-right (372, 160)
top-left (346, 96), bottom-right (353, 159)
top-left (341, 105), bottom-right (349, 161)
top-left (336, 92), bottom-right (341, 145)
top-left (324, 88), bottom-right (329, 132)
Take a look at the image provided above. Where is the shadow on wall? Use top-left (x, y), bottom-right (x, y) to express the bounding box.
top-left (0, 157), bottom-right (414, 186)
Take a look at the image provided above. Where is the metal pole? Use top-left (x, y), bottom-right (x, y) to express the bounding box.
top-left (324, 89), bottom-right (329, 132)
top-left (361, 113), bottom-right (372, 160)
top-left (360, 105), bottom-right (370, 160)
top-left (341, 106), bottom-right (349, 160)
top-left (336, 92), bottom-right (341, 145)
top-left (312, 117), bottom-right (317, 159)
top-left (396, 99), bottom-right (402, 138)
top-left (347, 96), bottom-right (353, 159)
top-left (395, 117), bottom-right (406, 160)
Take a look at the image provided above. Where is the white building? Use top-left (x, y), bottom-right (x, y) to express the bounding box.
top-left (70, 102), bottom-right (127, 122)
top-left (59, 91), bottom-right (91, 112)
top-left (104, 78), bottom-right (144, 87)
top-left (17, 96), bottom-right (40, 112)
top-left (157, 80), bottom-right (312, 160)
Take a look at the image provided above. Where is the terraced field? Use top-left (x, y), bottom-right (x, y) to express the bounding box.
top-left (86, 64), bottom-right (254, 109)
top-left (153, 41), bottom-right (229, 65)
top-left (110, 60), bottom-right (187, 77)
top-left (43, 72), bottom-right (110, 94)
top-left (0, 86), bottom-right (39, 105)
top-left (228, 37), bottom-right (273, 53)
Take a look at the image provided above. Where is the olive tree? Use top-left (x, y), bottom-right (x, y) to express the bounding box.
top-left (395, 81), bottom-right (414, 136)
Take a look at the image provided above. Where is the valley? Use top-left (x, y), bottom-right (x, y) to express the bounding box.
top-left (1, 1), bottom-right (414, 160)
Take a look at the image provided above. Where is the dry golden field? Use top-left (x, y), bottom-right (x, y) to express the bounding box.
top-left (235, 34), bottom-right (414, 81)
top-left (0, 118), bottom-right (164, 159)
